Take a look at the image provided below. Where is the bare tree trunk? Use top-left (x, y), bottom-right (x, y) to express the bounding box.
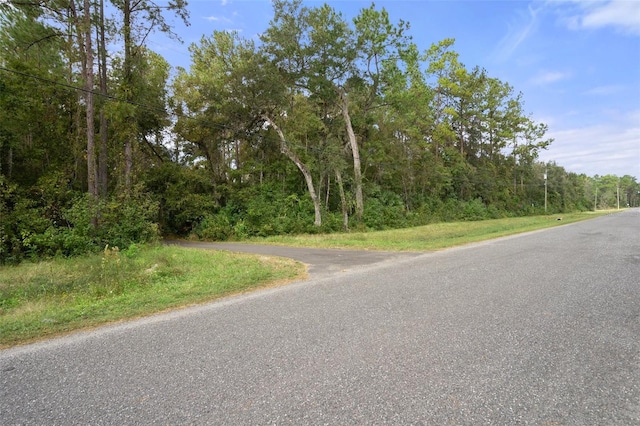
top-left (513, 140), bottom-right (517, 194)
top-left (325, 174), bottom-right (330, 208)
top-left (124, 140), bottom-right (133, 189)
top-left (123, 0), bottom-right (133, 192)
top-left (66, 5), bottom-right (84, 188)
top-left (263, 115), bottom-right (322, 227)
top-left (97, 0), bottom-right (108, 197)
top-left (234, 139), bottom-right (241, 183)
top-left (338, 87), bottom-right (363, 222)
top-left (335, 168), bottom-right (349, 232)
top-left (84, 0), bottom-right (97, 201)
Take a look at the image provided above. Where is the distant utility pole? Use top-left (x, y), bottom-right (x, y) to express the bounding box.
top-left (617, 179), bottom-right (620, 210)
top-left (544, 166), bottom-right (548, 213)
top-left (594, 184), bottom-right (598, 211)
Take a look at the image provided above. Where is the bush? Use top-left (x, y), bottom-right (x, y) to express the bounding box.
top-left (0, 174), bottom-right (75, 262)
top-left (363, 186), bottom-right (408, 230)
top-left (0, 179), bottom-right (160, 264)
top-left (96, 185), bottom-right (160, 248)
top-left (436, 198), bottom-right (461, 222)
top-left (143, 163), bottom-right (218, 236)
top-left (237, 186), bottom-right (317, 237)
top-left (0, 176), bottom-right (20, 263)
top-left (188, 184), bottom-right (326, 241)
top-left (194, 212), bottom-right (233, 241)
top-left (461, 198), bottom-right (489, 221)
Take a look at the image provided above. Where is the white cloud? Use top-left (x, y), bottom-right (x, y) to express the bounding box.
top-left (204, 15), bottom-right (231, 23)
top-left (203, 15), bottom-right (233, 24)
top-left (494, 4), bottom-right (544, 61)
top-left (557, 0), bottom-right (640, 35)
top-left (583, 85), bottom-right (624, 96)
top-left (540, 112), bottom-right (640, 177)
top-left (581, 0), bottom-right (640, 35)
top-left (530, 70), bottom-right (571, 86)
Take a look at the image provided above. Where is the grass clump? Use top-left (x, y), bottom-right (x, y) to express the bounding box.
top-left (0, 244), bottom-right (305, 348)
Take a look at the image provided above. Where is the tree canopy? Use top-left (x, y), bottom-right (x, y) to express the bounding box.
top-left (0, 0), bottom-right (637, 263)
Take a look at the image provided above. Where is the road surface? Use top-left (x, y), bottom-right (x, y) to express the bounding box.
top-left (1, 210), bottom-right (639, 424)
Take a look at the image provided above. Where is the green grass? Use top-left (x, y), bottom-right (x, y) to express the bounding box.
top-left (0, 245), bottom-right (305, 348)
top-left (255, 211), bottom-right (615, 251)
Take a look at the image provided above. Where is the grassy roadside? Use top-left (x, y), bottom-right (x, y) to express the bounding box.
top-left (256, 211), bottom-right (616, 251)
top-left (0, 210), bottom-right (616, 348)
top-left (0, 245), bottom-right (305, 348)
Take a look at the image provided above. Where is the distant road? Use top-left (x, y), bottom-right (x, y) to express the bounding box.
top-left (2, 210), bottom-right (639, 424)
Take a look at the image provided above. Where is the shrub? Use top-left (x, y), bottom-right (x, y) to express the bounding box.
top-left (461, 198), bottom-right (489, 221)
top-left (143, 163), bottom-right (217, 236)
top-left (437, 198), bottom-right (461, 222)
top-left (96, 185), bottom-right (160, 248)
top-left (0, 181), bottom-right (160, 264)
top-left (363, 186), bottom-right (408, 230)
top-left (194, 213), bottom-right (233, 241)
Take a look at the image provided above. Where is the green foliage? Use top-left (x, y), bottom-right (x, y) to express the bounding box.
top-left (1, 0), bottom-right (637, 264)
top-left (190, 184), bottom-right (326, 240)
top-left (0, 181), bottom-right (158, 264)
top-left (61, 187), bottom-right (159, 253)
top-left (460, 198), bottom-right (491, 221)
top-left (0, 173), bottom-right (80, 262)
top-left (363, 186), bottom-right (408, 230)
top-left (259, 211), bottom-right (611, 251)
top-left (96, 185), bottom-right (160, 248)
top-left (143, 163), bottom-right (218, 235)
top-left (0, 176), bottom-right (18, 262)
top-left (194, 213), bottom-right (233, 241)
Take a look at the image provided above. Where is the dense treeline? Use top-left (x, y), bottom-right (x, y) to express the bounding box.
top-left (0, 0), bottom-right (638, 263)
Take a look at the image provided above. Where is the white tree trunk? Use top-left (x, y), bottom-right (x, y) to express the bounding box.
top-left (339, 88), bottom-right (364, 222)
top-left (335, 168), bottom-right (349, 232)
top-left (263, 115), bottom-right (322, 227)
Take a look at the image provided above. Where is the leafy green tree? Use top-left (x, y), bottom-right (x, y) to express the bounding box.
top-left (620, 175), bottom-right (640, 207)
top-left (348, 4), bottom-right (412, 221)
top-left (258, 1), bottom-right (333, 226)
top-left (111, 0), bottom-right (188, 190)
top-left (0, 5), bottom-right (74, 187)
top-left (172, 31), bottom-right (257, 198)
top-left (108, 48), bottom-right (172, 188)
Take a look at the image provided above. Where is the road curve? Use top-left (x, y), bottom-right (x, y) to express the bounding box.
top-left (1, 210), bottom-right (639, 424)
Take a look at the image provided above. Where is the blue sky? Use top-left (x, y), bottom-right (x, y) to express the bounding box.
top-left (152, 0), bottom-right (640, 178)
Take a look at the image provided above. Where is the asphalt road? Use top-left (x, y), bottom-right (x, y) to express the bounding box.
top-left (1, 210), bottom-right (639, 425)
